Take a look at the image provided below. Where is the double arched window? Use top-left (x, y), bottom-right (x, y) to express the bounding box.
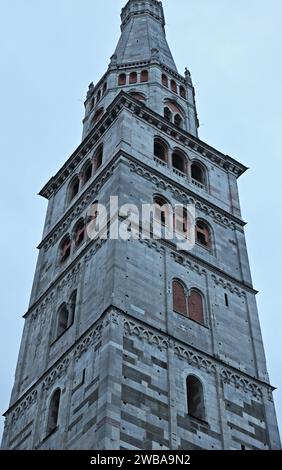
top-left (187, 376), bottom-right (205, 420)
top-left (59, 218), bottom-right (88, 265)
top-left (54, 290), bottom-right (77, 340)
top-left (163, 101), bottom-right (185, 129)
top-left (172, 280), bottom-right (205, 325)
top-left (66, 144), bottom-right (104, 207)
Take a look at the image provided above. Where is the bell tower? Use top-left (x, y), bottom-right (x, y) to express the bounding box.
top-left (1, 0), bottom-right (280, 450)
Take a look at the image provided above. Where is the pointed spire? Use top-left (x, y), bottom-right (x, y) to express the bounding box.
top-left (113, 0), bottom-right (177, 72)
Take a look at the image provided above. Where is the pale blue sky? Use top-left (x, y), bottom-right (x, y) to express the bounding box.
top-left (0, 0), bottom-right (281, 442)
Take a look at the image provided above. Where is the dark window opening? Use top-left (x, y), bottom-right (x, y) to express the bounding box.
top-left (162, 74), bottom-right (168, 87)
top-left (47, 389), bottom-right (61, 436)
top-left (74, 220), bottom-right (85, 247)
top-left (174, 113), bottom-right (183, 128)
top-left (187, 376), bottom-right (205, 420)
top-left (154, 196), bottom-right (168, 226)
top-left (69, 290), bottom-right (77, 325)
top-left (118, 73), bottom-right (126, 86)
top-left (140, 70), bottom-right (149, 82)
top-left (69, 177), bottom-right (80, 202)
top-left (164, 107), bottom-right (172, 122)
top-left (171, 80), bottom-right (177, 93)
top-left (129, 72), bottom-right (137, 84)
top-left (225, 293), bottom-right (229, 307)
top-left (196, 221), bottom-right (210, 249)
top-left (154, 139), bottom-right (167, 162)
top-left (95, 145), bottom-right (103, 171)
top-left (60, 236), bottom-right (71, 264)
top-left (191, 163), bottom-right (205, 184)
top-left (56, 304), bottom-right (69, 338)
top-left (82, 161), bottom-right (93, 186)
top-left (172, 152), bottom-right (185, 173)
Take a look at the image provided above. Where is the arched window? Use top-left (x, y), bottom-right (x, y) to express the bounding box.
top-left (92, 108), bottom-right (104, 126)
top-left (171, 80), bottom-right (177, 93)
top-left (187, 376), bottom-right (205, 420)
top-left (69, 290), bottom-right (77, 325)
top-left (129, 72), bottom-right (137, 84)
top-left (191, 162), bottom-right (206, 186)
top-left (60, 235), bottom-right (71, 264)
top-left (172, 150), bottom-right (186, 174)
top-left (164, 107), bottom-right (172, 122)
top-left (130, 92), bottom-right (146, 102)
top-left (68, 176), bottom-right (80, 203)
top-left (175, 207), bottom-right (188, 235)
top-left (188, 290), bottom-right (204, 325)
top-left (180, 86), bottom-right (186, 99)
top-left (82, 160), bottom-right (93, 186)
top-left (74, 219), bottom-right (85, 247)
top-left (94, 144), bottom-right (103, 171)
top-left (102, 82), bottom-right (107, 95)
top-left (140, 70), bottom-right (149, 82)
top-left (97, 89), bottom-right (101, 102)
top-left (47, 389), bottom-right (61, 436)
top-left (196, 221), bottom-right (211, 249)
top-left (56, 303), bottom-right (69, 338)
top-left (118, 73), bottom-right (126, 86)
top-left (173, 280), bottom-right (187, 315)
top-left (174, 113), bottom-right (183, 128)
top-left (153, 196), bottom-right (169, 226)
top-left (162, 74), bottom-right (168, 87)
top-left (154, 138), bottom-right (168, 163)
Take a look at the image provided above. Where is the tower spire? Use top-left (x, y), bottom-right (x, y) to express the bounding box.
top-left (113, 0), bottom-right (177, 71)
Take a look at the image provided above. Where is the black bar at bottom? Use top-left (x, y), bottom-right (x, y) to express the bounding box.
top-left (0, 450), bottom-right (282, 467)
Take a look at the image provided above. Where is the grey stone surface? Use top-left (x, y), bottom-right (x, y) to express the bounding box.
top-left (1, 0), bottom-right (280, 451)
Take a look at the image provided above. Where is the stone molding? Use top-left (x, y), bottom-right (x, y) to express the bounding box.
top-left (5, 309), bottom-right (273, 424)
top-left (40, 93), bottom-right (247, 200)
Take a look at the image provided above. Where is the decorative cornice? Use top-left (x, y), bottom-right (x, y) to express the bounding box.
top-left (4, 308), bottom-right (275, 423)
top-left (220, 369), bottom-right (263, 398)
top-left (24, 238), bottom-right (106, 320)
top-left (39, 92), bottom-right (247, 200)
top-left (122, 313), bottom-right (268, 398)
top-left (5, 314), bottom-right (105, 421)
top-left (38, 162), bottom-right (117, 251)
top-left (38, 151), bottom-right (245, 257)
top-left (10, 390), bottom-right (37, 423)
top-left (126, 158), bottom-right (244, 228)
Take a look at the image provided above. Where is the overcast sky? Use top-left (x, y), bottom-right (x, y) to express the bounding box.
top-left (0, 0), bottom-right (281, 443)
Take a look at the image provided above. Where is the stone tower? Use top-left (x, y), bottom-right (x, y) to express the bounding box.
top-left (2, 0), bottom-right (280, 450)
